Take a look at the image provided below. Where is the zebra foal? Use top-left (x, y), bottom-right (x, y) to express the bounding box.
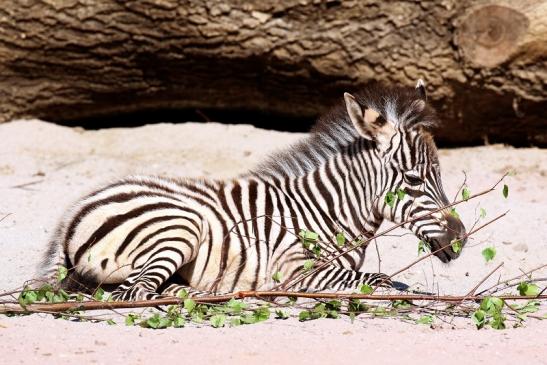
top-left (38, 80), bottom-right (466, 300)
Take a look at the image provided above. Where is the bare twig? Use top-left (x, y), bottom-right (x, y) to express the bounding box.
top-left (0, 213), bottom-right (12, 224)
top-left (465, 262), bottom-right (505, 297)
top-left (10, 179), bottom-right (44, 190)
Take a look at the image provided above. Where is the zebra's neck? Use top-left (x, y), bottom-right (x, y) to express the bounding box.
top-left (253, 138), bottom-right (384, 245)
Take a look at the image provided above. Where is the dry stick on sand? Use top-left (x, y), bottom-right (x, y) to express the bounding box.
top-left (1, 292), bottom-right (546, 315)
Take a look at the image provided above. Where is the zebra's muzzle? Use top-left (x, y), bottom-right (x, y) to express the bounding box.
top-left (432, 214), bottom-right (467, 263)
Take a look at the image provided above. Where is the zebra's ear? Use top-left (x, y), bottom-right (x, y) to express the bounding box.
top-left (344, 92), bottom-right (375, 140)
top-left (344, 92), bottom-right (388, 143)
top-left (415, 79), bottom-right (427, 101)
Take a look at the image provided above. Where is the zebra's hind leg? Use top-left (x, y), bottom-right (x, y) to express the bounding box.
top-left (299, 267), bottom-right (393, 292)
top-left (111, 245), bottom-right (193, 301)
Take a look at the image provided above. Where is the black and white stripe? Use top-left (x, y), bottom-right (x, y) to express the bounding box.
top-left (38, 80), bottom-right (466, 300)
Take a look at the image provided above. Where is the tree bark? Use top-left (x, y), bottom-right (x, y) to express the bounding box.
top-left (0, 0), bottom-right (545, 146)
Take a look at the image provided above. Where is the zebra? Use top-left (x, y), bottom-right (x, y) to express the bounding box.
top-left (37, 80), bottom-right (466, 300)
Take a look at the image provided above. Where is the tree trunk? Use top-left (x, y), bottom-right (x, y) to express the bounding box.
top-left (0, 0), bottom-right (545, 146)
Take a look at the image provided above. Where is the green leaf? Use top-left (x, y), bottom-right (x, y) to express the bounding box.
top-left (272, 271), bottom-right (283, 283)
top-left (490, 312), bottom-right (506, 330)
top-left (144, 314), bottom-right (161, 329)
top-left (449, 208), bottom-right (460, 219)
top-left (18, 288), bottom-right (38, 307)
top-left (396, 188), bottom-right (406, 201)
top-left (56, 266), bottom-right (68, 282)
top-left (240, 314), bottom-right (258, 325)
top-left (480, 297), bottom-right (504, 314)
top-left (502, 184), bottom-right (509, 199)
top-left (141, 314), bottom-right (171, 329)
top-left (172, 316), bottom-right (185, 328)
top-left (359, 284), bottom-right (373, 294)
top-left (385, 192), bottom-right (396, 208)
top-left (481, 247), bottom-right (496, 262)
top-left (36, 284), bottom-right (53, 301)
top-left (462, 186), bottom-right (470, 201)
top-left (106, 319), bottom-right (116, 325)
top-left (417, 240), bottom-right (430, 255)
top-left (275, 310), bottom-right (289, 319)
top-left (52, 289), bottom-right (69, 303)
top-left (348, 299), bottom-right (367, 313)
top-left (303, 260), bottom-right (314, 271)
top-left (176, 289), bottom-right (189, 299)
top-left (392, 300), bottom-right (411, 309)
top-left (311, 244), bottom-right (322, 258)
top-left (471, 309), bottom-right (486, 329)
top-left (45, 291), bottom-right (55, 302)
top-left (210, 314), bottom-right (226, 328)
top-left (299, 230), bottom-right (319, 248)
top-left (416, 315), bottom-right (434, 325)
top-left (125, 313), bottom-right (140, 326)
top-left (326, 300), bottom-right (342, 311)
top-left (479, 208), bottom-right (487, 219)
top-left (191, 311), bottom-right (205, 324)
top-left (451, 239), bottom-right (462, 254)
top-left (298, 310), bottom-right (311, 321)
top-left (253, 307), bottom-right (270, 322)
top-left (514, 300), bottom-right (540, 314)
top-left (230, 317), bottom-right (242, 327)
top-left (184, 298), bottom-right (196, 313)
top-left (517, 282), bottom-right (540, 296)
top-left (336, 232), bottom-right (346, 247)
top-left (226, 298), bottom-right (247, 313)
top-left (93, 287), bottom-right (104, 301)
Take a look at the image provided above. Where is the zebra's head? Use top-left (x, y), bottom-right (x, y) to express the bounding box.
top-left (344, 80), bottom-right (467, 263)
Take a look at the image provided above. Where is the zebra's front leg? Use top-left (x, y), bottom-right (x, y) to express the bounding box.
top-left (298, 267), bottom-right (393, 292)
top-left (160, 283), bottom-right (228, 298)
top-left (111, 243), bottom-right (196, 301)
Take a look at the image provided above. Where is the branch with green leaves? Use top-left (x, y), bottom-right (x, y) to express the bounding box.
top-left (1, 172), bottom-right (545, 329)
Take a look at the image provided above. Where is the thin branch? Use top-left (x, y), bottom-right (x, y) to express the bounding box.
top-left (465, 262), bottom-right (504, 297)
top-left (477, 264), bottom-right (547, 296)
top-left (2, 291), bottom-right (545, 315)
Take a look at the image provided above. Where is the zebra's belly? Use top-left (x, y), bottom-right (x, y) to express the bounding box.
top-left (178, 236), bottom-right (272, 292)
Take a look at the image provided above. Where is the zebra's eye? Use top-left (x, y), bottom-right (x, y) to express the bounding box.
top-left (404, 171), bottom-right (424, 185)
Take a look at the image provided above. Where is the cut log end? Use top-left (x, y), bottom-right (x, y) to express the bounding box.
top-left (456, 5), bottom-right (529, 68)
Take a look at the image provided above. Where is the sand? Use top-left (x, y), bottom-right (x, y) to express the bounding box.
top-left (0, 120), bottom-right (546, 364)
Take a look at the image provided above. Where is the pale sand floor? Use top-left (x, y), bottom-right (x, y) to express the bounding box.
top-left (0, 120), bottom-right (546, 364)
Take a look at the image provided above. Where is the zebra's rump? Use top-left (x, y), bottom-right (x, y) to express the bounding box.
top-left (59, 176), bottom-right (209, 283)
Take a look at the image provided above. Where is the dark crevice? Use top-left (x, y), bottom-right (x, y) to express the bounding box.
top-left (55, 107), bottom-right (315, 134)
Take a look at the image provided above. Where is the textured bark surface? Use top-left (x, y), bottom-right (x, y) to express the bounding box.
top-left (0, 0), bottom-right (545, 145)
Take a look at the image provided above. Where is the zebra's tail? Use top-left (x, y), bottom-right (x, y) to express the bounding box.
top-left (33, 226), bottom-right (70, 289)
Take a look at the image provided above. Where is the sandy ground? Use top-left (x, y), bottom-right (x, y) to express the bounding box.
top-left (0, 120), bottom-right (546, 364)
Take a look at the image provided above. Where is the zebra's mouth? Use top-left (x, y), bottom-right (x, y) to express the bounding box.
top-left (429, 235), bottom-right (467, 263)
top-left (431, 240), bottom-right (458, 263)
top-left (425, 212), bottom-right (467, 263)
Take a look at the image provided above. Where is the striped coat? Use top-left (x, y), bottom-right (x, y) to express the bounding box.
top-left (39, 81), bottom-right (466, 300)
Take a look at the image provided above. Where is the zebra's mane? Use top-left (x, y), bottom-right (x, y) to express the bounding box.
top-left (251, 83), bottom-right (439, 178)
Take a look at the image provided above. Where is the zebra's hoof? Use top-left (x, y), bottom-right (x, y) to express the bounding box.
top-left (110, 286), bottom-right (159, 301)
top-left (367, 273), bottom-right (393, 288)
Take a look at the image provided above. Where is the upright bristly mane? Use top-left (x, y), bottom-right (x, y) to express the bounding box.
top-left (251, 83), bottom-right (439, 178)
